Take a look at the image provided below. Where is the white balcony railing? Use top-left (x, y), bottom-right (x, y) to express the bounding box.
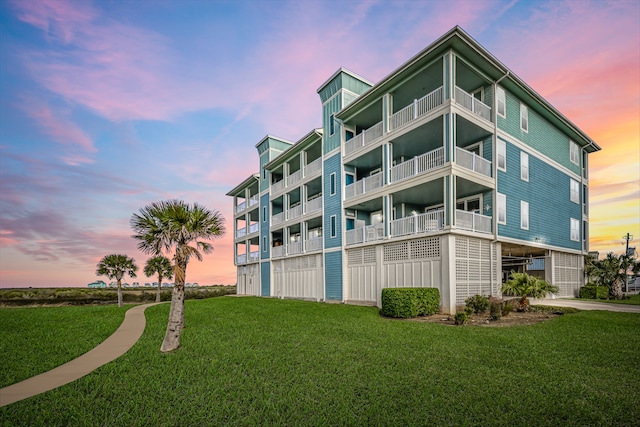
top-left (287, 204), bottom-right (303, 221)
top-left (288, 241), bottom-right (303, 255)
top-left (456, 210), bottom-right (492, 234)
top-left (306, 237), bottom-right (323, 252)
top-left (236, 228), bottom-right (247, 238)
top-left (248, 251), bottom-right (260, 262)
top-left (306, 196), bottom-right (322, 214)
top-left (272, 245), bottom-right (286, 258)
top-left (391, 147), bottom-right (445, 183)
top-left (288, 169), bottom-right (302, 187)
top-left (235, 201), bottom-right (246, 213)
top-left (345, 224), bottom-right (385, 246)
top-left (248, 223), bottom-right (259, 234)
top-left (304, 157), bottom-right (322, 177)
top-left (390, 210), bottom-right (444, 237)
top-left (249, 194), bottom-right (259, 207)
top-left (344, 121), bottom-right (383, 156)
top-left (236, 254), bottom-right (246, 264)
top-left (272, 211), bottom-right (285, 226)
top-left (272, 180), bottom-right (285, 194)
top-left (455, 147), bottom-right (492, 177)
top-left (454, 86), bottom-right (491, 121)
top-left (344, 172), bottom-right (384, 200)
top-left (390, 86), bottom-right (444, 131)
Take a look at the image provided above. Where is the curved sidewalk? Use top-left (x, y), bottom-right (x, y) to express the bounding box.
top-left (531, 298), bottom-right (640, 313)
top-left (0, 302), bottom-right (164, 407)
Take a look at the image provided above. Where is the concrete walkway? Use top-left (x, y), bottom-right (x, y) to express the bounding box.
top-left (0, 302), bottom-right (164, 407)
top-left (531, 298), bottom-right (640, 313)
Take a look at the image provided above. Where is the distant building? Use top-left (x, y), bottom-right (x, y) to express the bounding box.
top-left (227, 26), bottom-right (599, 313)
top-left (87, 280), bottom-right (107, 288)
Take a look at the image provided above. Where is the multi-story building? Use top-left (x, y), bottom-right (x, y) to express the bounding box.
top-left (226, 26), bottom-right (600, 313)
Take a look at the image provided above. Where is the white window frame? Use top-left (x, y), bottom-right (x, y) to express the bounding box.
top-left (263, 206), bottom-right (266, 222)
top-left (497, 193), bottom-right (506, 225)
top-left (496, 86), bottom-right (506, 118)
top-left (330, 215), bottom-right (337, 238)
top-left (497, 139), bottom-right (506, 171)
top-left (570, 218), bottom-right (580, 242)
top-left (570, 140), bottom-right (579, 165)
top-left (570, 179), bottom-right (580, 204)
top-left (456, 194), bottom-right (483, 214)
top-left (520, 200), bottom-right (529, 230)
top-left (329, 114), bottom-right (335, 136)
top-left (330, 172), bottom-right (336, 196)
top-left (520, 151), bottom-right (529, 182)
top-left (262, 236), bottom-right (267, 251)
top-left (520, 103), bottom-right (529, 133)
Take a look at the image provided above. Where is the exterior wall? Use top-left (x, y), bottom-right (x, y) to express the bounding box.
top-left (323, 153), bottom-right (342, 249)
top-left (237, 264), bottom-right (260, 296)
top-left (272, 254), bottom-right (323, 300)
top-left (324, 250), bottom-right (343, 300)
top-left (260, 193), bottom-right (270, 259)
top-left (497, 137), bottom-right (582, 250)
top-left (260, 261), bottom-right (271, 297)
top-left (453, 235), bottom-right (500, 305)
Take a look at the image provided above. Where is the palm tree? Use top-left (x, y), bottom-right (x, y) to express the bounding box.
top-left (144, 256), bottom-right (173, 303)
top-left (130, 200), bottom-right (225, 352)
top-left (585, 253), bottom-right (639, 299)
top-left (501, 272), bottom-right (559, 311)
top-left (96, 254), bottom-right (138, 307)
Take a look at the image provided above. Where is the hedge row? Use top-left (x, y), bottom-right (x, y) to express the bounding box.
top-left (381, 287), bottom-right (440, 318)
top-left (579, 285), bottom-right (609, 299)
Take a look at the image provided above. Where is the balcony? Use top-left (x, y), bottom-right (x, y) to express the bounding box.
top-left (389, 86), bottom-right (444, 131)
top-left (288, 169), bottom-right (302, 187)
top-left (454, 86), bottom-right (491, 122)
top-left (236, 228), bottom-right (247, 238)
top-left (272, 211), bottom-right (285, 226)
top-left (236, 251), bottom-right (259, 265)
top-left (306, 196), bottom-right (322, 214)
top-left (391, 147), bottom-right (445, 183)
top-left (288, 241), bottom-right (303, 255)
top-left (272, 245), bottom-right (286, 258)
top-left (272, 179), bottom-right (285, 195)
top-left (344, 121), bottom-right (383, 156)
top-left (306, 237), bottom-right (322, 252)
top-left (235, 201), bottom-right (246, 214)
top-left (455, 147), bottom-right (491, 177)
top-left (456, 210), bottom-right (492, 234)
top-left (345, 224), bottom-right (385, 246)
top-left (287, 204), bottom-right (303, 221)
top-left (390, 210), bottom-right (444, 237)
top-left (345, 172), bottom-right (383, 200)
top-left (305, 157), bottom-right (322, 177)
top-left (248, 194), bottom-right (259, 207)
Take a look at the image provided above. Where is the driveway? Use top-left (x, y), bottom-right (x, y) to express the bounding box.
top-left (530, 298), bottom-right (640, 313)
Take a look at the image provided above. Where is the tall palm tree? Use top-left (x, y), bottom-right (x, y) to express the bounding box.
top-left (144, 256), bottom-right (173, 303)
top-left (131, 200), bottom-right (225, 352)
top-left (96, 254), bottom-right (138, 307)
top-left (501, 272), bottom-right (559, 311)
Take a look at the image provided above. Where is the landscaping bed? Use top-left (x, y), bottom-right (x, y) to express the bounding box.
top-left (411, 305), bottom-right (577, 327)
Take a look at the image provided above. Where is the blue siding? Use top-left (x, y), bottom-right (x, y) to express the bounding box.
top-left (260, 193), bottom-right (270, 259)
top-left (324, 153), bottom-right (342, 248)
top-left (497, 138), bottom-right (582, 250)
top-left (324, 251), bottom-right (343, 300)
top-left (260, 262), bottom-right (270, 296)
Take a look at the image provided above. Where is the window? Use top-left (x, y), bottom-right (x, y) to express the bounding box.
top-left (520, 201), bottom-right (529, 230)
top-left (262, 236), bottom-right (267, 251)
top-left (329, 114), bottom-right (335, 135)
top-left (263, 206), bottom-right (266, 222)
top-left (330, 215), bottom-right (337, 238)
top-left (263, 169), bottom-right (267, 180)
top-left (520, 151), bottom-right (529, 181)
top-left (496, 86), bottom-right (506, 118)
top-left (330, 173), bottom-right (336, 195)
top-left (570, 218), bottom-right (580, 241)
top-left (520, 103), bottom-right (528, 132)
top-left (497, 193), bottom-right (506, 224)
top-left (570, 179), bottom-right (580, 204)
top-left (570, 140), bottom-right (579, 165)
top-left (497, 139), bottom-right (506, 171)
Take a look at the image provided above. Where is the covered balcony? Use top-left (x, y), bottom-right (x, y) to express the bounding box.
top-left (389, 120), bottom-right (445, 184)
top-left (454, 184), bottom-right (493, 234)
top-left (344, 146), bottom-right (384, 201)
top-left (345, 198), bottom-right (385, 246)
top-left (234, 209), bottom-right (260, 240)
top-left (390, 180), bottom-right (445, 238)
top-left (453, 58), bottom-right (493, 123)
top-left (235, 237), bottom-right (260, 265)
top-left (306, 217), bottom-right (323, 252)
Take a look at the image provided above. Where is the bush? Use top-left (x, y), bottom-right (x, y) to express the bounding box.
top-left (502, 300), bottom-right (514, 317)
top-left (489, 300), bottom-right (502, 321)
top-left (465, 294), bottom-right (489, 314)
top-left (454, 312), bottom-right (467, 325)
top-left (381, 288), bottom-right (440, 319)
top-left (579, 285), bottom-right (609, 299)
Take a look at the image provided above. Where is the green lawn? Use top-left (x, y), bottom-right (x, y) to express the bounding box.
top-left (575, 293), bottom-right (640, 305)
top-left (2, 297), bottom-right (639, 426)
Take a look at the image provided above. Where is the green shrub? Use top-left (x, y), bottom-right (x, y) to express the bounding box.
top-left (381, 288), bottom-right (440, 318)
top-left (454, 312), bottom-right (467, 325)
top-left (464, 305), bottom-right (474, 316)
top-left (502, 300), bottom-right (514, 317)
top-left (489, 300), bottom-right (502, 321)
top-left (465, 294), bottom-right (489, 314)
top-left (579, 285), bottom-right (609, 299)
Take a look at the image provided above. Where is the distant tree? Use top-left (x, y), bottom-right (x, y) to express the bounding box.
top-left (144, 256), bottom-right (173, 303)
top-left (96, 254), bottom-right (138, 307)
top-left (501, 272), bottom-right (559, 311)
top-left (131, 200), bottom-right (225, 352)
top-left (586, 253), bottom-right (639, 299)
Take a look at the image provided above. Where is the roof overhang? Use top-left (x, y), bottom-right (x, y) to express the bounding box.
top-left (226, 174), bottom-right (260, 197)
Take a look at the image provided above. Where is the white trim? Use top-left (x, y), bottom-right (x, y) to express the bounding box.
top-left (497, 235), bottom-right (586, 255)
top-left (520, 103), bottom-right (529, 133)
top-left (570, 140), bottom-right (579, 165)
top-left (520, 200), bottom-right (529, 230)
top-left (330, 172), bottom-right (336, 196)
top-left (496, 86), bottom-right (506, 118)
top-left (497, 138), bottom-right (506, 172)
top-left (570, 178), bottom-right (580, 204)
top-left (497, 192), bottom-right (506, 225)
top-left (330, 215), bottom-right (337, 238)
top-left (570, 217), bottom-right (580, 242)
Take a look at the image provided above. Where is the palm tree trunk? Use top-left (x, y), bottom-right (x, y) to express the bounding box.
top-left (156, 277), bottom-right (162, 303)
top-left (117, 279), bottom-right (123, 307)
top-left (160, 282), bottom-right (184, 352)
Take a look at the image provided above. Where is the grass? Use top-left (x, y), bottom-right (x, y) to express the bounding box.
top-left (0, 304), bottom-right (128, 387)
top-left (2, 297), bottom-right (640, 426)
top-left (574, 293), bottom-right (640, 305)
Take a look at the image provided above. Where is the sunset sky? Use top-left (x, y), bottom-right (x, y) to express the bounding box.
top-left (1, 0), bottom-right (638, 288)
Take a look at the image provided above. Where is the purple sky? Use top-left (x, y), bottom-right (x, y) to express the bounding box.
top-left (1, 0), bottom-right (638, 287)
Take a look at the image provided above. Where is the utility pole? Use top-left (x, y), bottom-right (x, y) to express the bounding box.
top-left (623, 233), bottom-right (633, 256)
